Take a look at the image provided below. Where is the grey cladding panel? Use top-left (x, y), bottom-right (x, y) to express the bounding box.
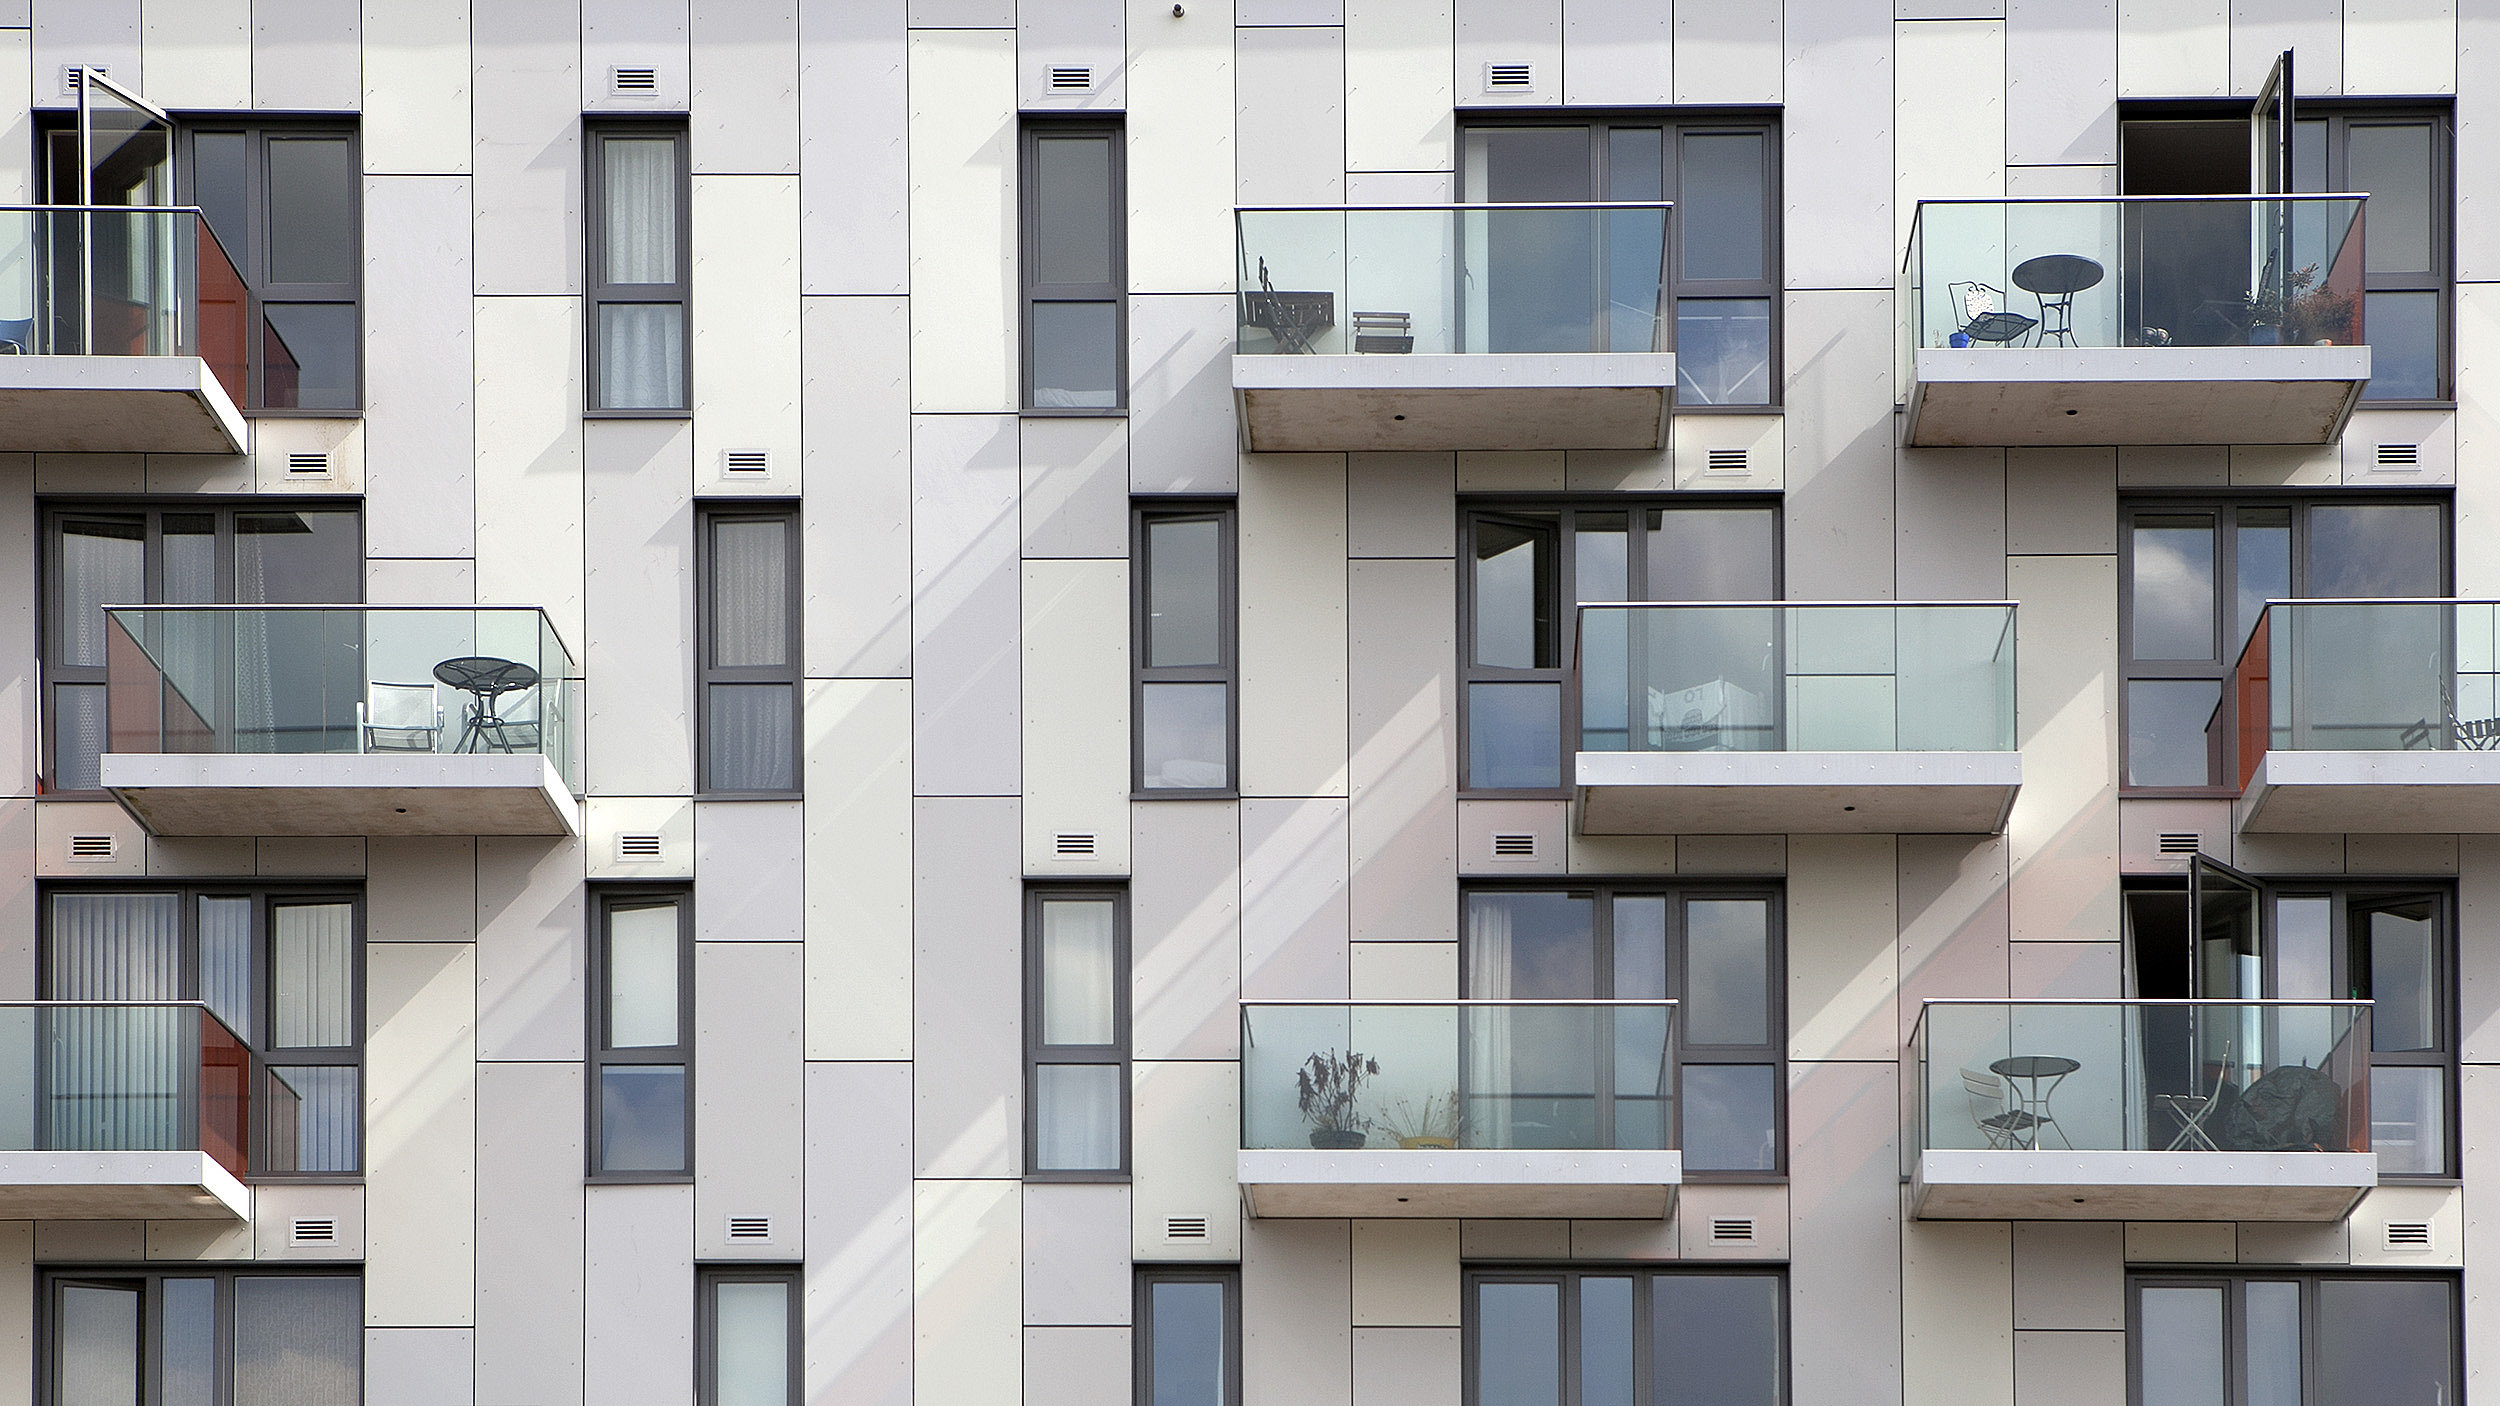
top-left (584, 419), bottom-right (696, 796)
top-left (913, 797), bottom-right (1024, 1177)
top-left (911, 415), bottom-right (1023, 795)
top-left (476, 1062), bottom-right (586, 1406)
top-left (363, 178), bottom-right (476, 559)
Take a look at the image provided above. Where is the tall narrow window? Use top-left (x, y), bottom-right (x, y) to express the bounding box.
top-left (699, 1268), bottom-right (800, 1406)
top-left (1137, 1269), bottom-right (1239, 1406)
top-left (1135, 502), bottom-right (1236, 793)
top-left (698, 506), bottom-right (802, 795)
top-left (1027, 887), bottom-right (1129, 1176)
top-left (588, 122), bottom-right (691, 412)
top-left (1022, 121), bottom-right (1125, 410)
top-left (166, 124), bottom-right (361, 411)
top-left (591, 890), bottom-right (694, 1178)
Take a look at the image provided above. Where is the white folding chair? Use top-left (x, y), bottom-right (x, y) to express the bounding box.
top-left (1962, 1068), bottom-right (2048, 1150)
top-left (359, 681), bottom-right (443, 754)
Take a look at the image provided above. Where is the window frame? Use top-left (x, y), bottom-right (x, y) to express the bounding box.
top-left (1132, 499), bottom-right (1239, 798)
top-left (587, 886), bottom-right (697, 1183)
top-left (2123, 1269), bottom-right (2462, 1406)
top-left (170, 120), bottom-right (365, 414)
top-left (1135, 1267), bottom-right (1242, 1406)
top-left (696, 1265), bottom-right (803, 1406)
top-left (36, 1266), bottom-right (365, 1406)
top-left (584, 118), bottom-right (694, 417)
top-left (1019, 117), bottom-right (1129, 415)
top-left (694, 502), bottom-right (805, 798)
top-left (1023, 883), bottom-right (1133, 1181)
top-left (1462, 1265), bottom-right (1790, 1406)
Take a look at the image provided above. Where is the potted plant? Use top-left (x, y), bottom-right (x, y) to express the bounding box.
top-left (1296, 1048), bottom-right (1379, 1149)
top-left (2246, 263), bottom-right (2359, 347)
top-left (1377, 1091), bottom-right (1465, 1150)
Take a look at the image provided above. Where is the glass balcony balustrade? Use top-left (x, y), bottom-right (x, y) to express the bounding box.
top-left (0, 1002), bottom-right (255, 1218)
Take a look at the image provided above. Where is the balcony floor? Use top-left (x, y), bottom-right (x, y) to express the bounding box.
top-left (0, 1151), bottom-right (250, 1220)
top-left (1904, 346), bottom-right (2369, 447)
top-left (1234, 353), bottom-right (1675, 452)
top-left (1238, 1148), bottom-right (1681, 1218)
top-left (1575, 750), bottom-right (2021, 835)
top-left (0, 355), bottom-right (246, 454)
top-left (102, 751), bottom-right (579, 837)
top-left (1913, 1149), bottom-right (2376, 1221)
top-left (2236, 750), bottom-right (2500, 833)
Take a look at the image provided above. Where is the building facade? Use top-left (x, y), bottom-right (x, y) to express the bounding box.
top-left (0, 1), bottom-right (2488, 1403)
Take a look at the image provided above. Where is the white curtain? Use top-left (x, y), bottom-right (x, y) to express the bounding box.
top-left (710, 520), bottom-right (790, 668)
top-left (606, 904), bottom-right (680, 1049)
top-left (271, 903), bottom-right (352, 1048)
top-left (1041, 900), bottom-right (1116, 1045)
top-left (599, 137), bottom-right (682, 409)
top-left (1464, 897), bottom-right (1515, 1149)
top-left (713, 1282), bottom-right (791, 1406)
top-left (232, 1277), bottom-right (360, 1406)
top-left (46, 892), bottom-right (183, 1152)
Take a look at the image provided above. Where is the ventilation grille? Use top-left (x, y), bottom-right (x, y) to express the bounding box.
top-left (1490, 832), bottom-right (1538, 859)
top-left (1483, 61), bottom-right (1535, 93)
top-left (727, 1216), bottom-right (772, 1241)
top-left (615, 832), bottom-right (664, 861)
top-left (67, 834), bottom-right (117, 862)
top-left (1704, 447), bottom-right (1751, 476)
top-left (1047, 64), bottom-right (1095, 91)
top-left (611, 65), bottom-right (660, 94)
top-left (2384, 1221), bottom-right (2433, 1249)
top-left (723, 449), bottom-right (771, 476)
top-left (1054, 832), bottom-right (1097, 857)
top-left (285, 451), bottom-right (331, 476)
top-left (2375, 442), bottom-right (2421, 468)
top-left (2157, 832), bottom-right (2202, 855)
top-left (1165, 1216), bottom-right (1209, 1240)
top-left (289, 1217), bottom-right (337, 1245)
top-left (62, 66), bottom-right (109, 99)
top-left (1709, 1216), bottom-right (1757, 1244)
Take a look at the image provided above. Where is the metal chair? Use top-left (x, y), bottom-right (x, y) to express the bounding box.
top-left (1946, 281), bottom-right (2036, 346)
top-left (1962, 1068), bottom-right (2049, 1150)
top-left (358, 681), bottom-right (443, 754)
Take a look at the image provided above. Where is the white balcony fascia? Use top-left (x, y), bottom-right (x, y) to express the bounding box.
top-left (1233, 352), bottom-right (1676, 452)
top-left (1912, 1148), bottom-right (2376, 1221)
top-left (1905, 345), bottom-right (2369, 447)
top-left (2236, 749), bottom-right (2500, 833)
top-left (1575, 749), bottom-right (2021, 835)
top-left (1238, 1147), bottom-right (1681, 1218)
top-left (102, 751), bottom-right (579, 837)
top-left (0, 1150), bottom-right (250, 1220)
top-left (0, 355), bottom-right (247, 454)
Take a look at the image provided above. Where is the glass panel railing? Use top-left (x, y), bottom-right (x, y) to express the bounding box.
top-left (103, 606), bottom-right (582, 793)
top-left (1574, 602), bottom-right (2016, 754)
top-left (1901, 196), bottom-right (2366, 369)
top-left (0, 207), bottom-right (247, 404)
top-left (1913, 1000), bottom-right (2370, 1158)
top-left (2237, 601), bottom-right (2500, 764)
top-left (0, 1003), bottom-right (254, 1182)
top-left (1236, 204), bottom-right (1672, 357)
top-left (1241, 1001), bottom-right (1676, 1153)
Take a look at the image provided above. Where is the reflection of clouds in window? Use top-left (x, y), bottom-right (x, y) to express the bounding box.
top-left (2130, 522), bottom-right (2214, 660)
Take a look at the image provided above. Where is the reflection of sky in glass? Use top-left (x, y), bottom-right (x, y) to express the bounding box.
top-left (2131, 521), bottom-right (2215, 660)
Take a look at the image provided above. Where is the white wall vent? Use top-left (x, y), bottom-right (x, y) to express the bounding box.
top-left (1483, 61), bottom-right (1535, 93)
top-left (610, 65), bottom-right (660, 95)
top-left (616, 832), bottom-right (664, 861)
top-left (1165, 1216), bottom-right (1209, 1240)
top-left (1047, 64), bottom-right (1096, 92)
top-left (2384, 1221), bottom-right (2433, 1250)
top-left (67, 834), bottom-right (117, 862)
top-left (1704, 447), bottom-right (1751, 476)
top-left (728, 1216), bottom-right (772, 1240)
top-left (289, 1217), bottom-right (337, 1245)
top-left (1054, 832), bottom-right (1098, 857)
top-left (2375, 443), bottom-right (2421, 468)
top-left (2157, 832), bottom-right (2202, 855)
top-left (1709, 1217), bottom-right (1756, 1244)
top-left (1490, 832), bottom-right (1538, 859)
top-left (285, 451), bottom-right (331, 476)
top-left (62, 66), bottom-right (109, 99)
top-left (723, 449), bottom-right (771, 476)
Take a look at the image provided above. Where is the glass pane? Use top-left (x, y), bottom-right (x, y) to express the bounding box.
top-left (2362, 898), bottom-right (2438, 1051)
top-left (1681, 1064), bottom-right (1776, 1172)
top-left (264, 1066), bottom-right (359, 1173)
top-left (707, 683), bottom-right (796, 792)
top-left (52, 684), bottom-right (109, 792)
top-left (233, 1276), bottom-right (361, 1406)
top-left (1650, 508), bottom-right (1775, 601)
top-left (606, 902), bottom-right (681, 1049)
top-left (2360, 290), bottom-right (2438, 400)
top-left (1474, 518), bottom-right (1556, 668)
top-left (1149, 1281), bottom-right (1228, 1406)
top-left (599, 1064), bottom-right (687, 1173)
top-left (1146, 517), bottom-right (1223, 667)
top-left (1034, 1063), bottom-right (1122, 1170)
top-left (1141, 683), bottom-right (1229, 790)
top-left (2138, 1286), bottom-right (2226, 1406)
top-left (235, 510), bottom-right (362, 603)
top-left (262, 304), bottom-right (358, 409)
top-left (713, 1281), bottom-right (791, 1406)
top-left (2347, 124), bottom-right (2434, 274)
top-left (1471, 128), bottom-right (1594, 203)
top-left (162, 1277), bottom-right (217, 1406)
top-left (1575, 513), bottom-right (1628, 606)
top-left (1465, 891), bottom-right (1596, 998)
top-left (2369, 1065), bottom-right (2445, 1174)
top-left (2232, 507), bottom-right (2290, 653)
top-left (1579, 1277), bottom-right (1635, 1406)
top-left (1040, 898), bottom-right (1117, 1045)
top-left (602, 136), bottom-right (680, 285)
top-left (56, 1283), bottom-right (140, 1406)
top-left (1031, 301), bottom-right (1119, 408)
top-left (1468, 682), bottom-right (1562, 789)
top-left (192, 131), bottom-right (250, 262)
top-left (2131, 516), bottom-right (2217, 661)
top-left (48, 891), bottom-right (184, 1000)
top-left (1032, 134), bottom-right (1114, 286)
top-left (56, 517), bottom-right (144, 668)
top-left (1686, 899), bottom-right (1770, 1046)
top-left (598, 304), bottom-right (686, 410)
top-left (1654, 1274), bottom-right (1782, 1406)
top-left (1612, 896), bottom-right (1668, 999)
top-left (2273, 896), bottom-right (2333, 1001)
top-left (266, 137), bottom-right (356, 286)
top-left (198, 895), bottom-right (252, 1040)
top-left (710, 518), bottom-right (792, 668)
top-left (2243, 1281), bottom-right (2300, 1406)
top-left (163, 514), bottom-right (216, 605)
top-left (1476, 1281), bottom-right (1562, 1406)
top-left (2315, 1278), bottom-right (2455, 1406)
top-left (2126, 680), bottom-right (2221, 787)
top-left (2305, 503), bottom-right (2444, 598)
top-left (1675, 299), bottom-right (1773, 405)
top-left (1680, 133), bottom-right (1768, 281)
top-left (271, 902), bottom-right (353, 1048)
top-left (1605, 129), bottom-right (1664, 201)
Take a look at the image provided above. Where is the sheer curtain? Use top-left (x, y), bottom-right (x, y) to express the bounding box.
top-left (47, 893), bottom-right (183, 1151)
top-left (270, 903), bottom-right (356, 1173)
top-left (600, 136), bottom-right (683, 409)
top-left (1037, 898), bottom-right (1121, 1170)
top-left (1465, 897), bottom-right (1514, 1149)
top-left (707, 518), bottom-right (794, 791)
top-left (232, 1278), bottom-right (360, 1406)
top-left (713, 1282), bottom-right (792, 1406)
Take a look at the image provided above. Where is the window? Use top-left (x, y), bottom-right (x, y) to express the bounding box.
top-left (1464, 885), bottom-right (1783, 1174)
top-left (1469, 1268), bottom-right (1786, 1406)
top-left (590, 890), bottom-right (694, 1178)
top-left (1460, 117), bottom-right (1781, 407)
top-left (43, 1269), bottom-right (362, 1406)
top-left (2130, 1273), bottom-right (2458, 1406)
top-left (587, 121), bottom-right (691, 413)
top-left (1026, 886), bottom-right (1129, 1177)
top-left (2119, 495), bottom-right (2447, 789)
top-left (40, 503), bottom-right (363, 794)
top-left (697, 505), bottom-right (802, 795)
top-left (1022, 120), bottom-right (1125, 410)
top-left (2125, 862), bottom-right (2454, 1176)
top-left (1137, 1269), bottom-right (1239, 1406)
top-left (698, 1267), bottom-right (800, 1406)
top-left (1135, 502), bottom-right (1236, 794)
top-left (173, 123), bottom-right (362, 410)
top-left (1461, 500), bottom-right (1779, 792)
top-left (41, 887), bottom-right (362, 1175)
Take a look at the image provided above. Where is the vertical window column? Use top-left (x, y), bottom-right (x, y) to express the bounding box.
top-left (588, 122), bottom-right (691, 412)
top-left (699, 1268), bottom-right (800, 1406)
top-left (1135, 503), bottom-right (1236, 793)
top-left (1027, 887), bottom-right (1130, 1176)
top-left (1022, 121), bottom-right (1126, 410)
top-left (592, 891), bottom-right (694, 1177)
top-left (698, 506), bottom-right (802, 795)
top-left (1137, 1269), bottom-right (1239, 1406)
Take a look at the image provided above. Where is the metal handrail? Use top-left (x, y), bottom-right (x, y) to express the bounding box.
top-left (1242, 998), bottom-right (1680, 1008)
top-left (1237, 201), bottom-right (1674, 213)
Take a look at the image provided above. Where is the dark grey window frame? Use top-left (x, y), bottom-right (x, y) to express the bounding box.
top-left (584, 118), bottom-right (693, 417)
top-left (2116, 491), bottom-right (2451, 796)
top-left (695, 502), bottom-right (804, 798)
top-left (38, 882), bottom-right (367, 1181)
top-left (37, 1266), bottom-right (365, 1406)
top-left (1135, 1267), bottom-right (1242, 1406)
top-left (1459, 880), bottom-right (1787, 1179)
top-left (1455, 109), bottom-right (1784, 412)
top-left (1024, 883), bottom-right (1132, 1181)
top-left (696, 1265), bottom-right (803, 1406)
top-left (1462, 1265), bottom-right (1790, 1406)
top-left (1132, 499), bottom-right (1239, 798)
top-left (2124, 1270), bottom-right (2461, 1406)
top-left (1019, 117), bottom-right (1129, 414)
top-left (1458, 496), bottom-right (1784, 797)
top-left (588, 886), bottom-right (697, 1182)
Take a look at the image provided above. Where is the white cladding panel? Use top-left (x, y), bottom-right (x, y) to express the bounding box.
top-left (690, 0), bottom-right (800, 175)
top-left (691, 175), bottom-right (804, 491)
top-left (1027, 1327), bottom-right (1133, 1406)
top-left (800, 0), bottom-right (909, 295)
top-left (473, 0), bottom-right (582, 293)
top-left (1239, 454), bottom-right (1350, 797)
top-left (907, 29), bottom-right (1017, 411)
top-left (1345, 0), bottom-right (1455, 172)
top-left (1125, 0), bottom-right (1234, 292)
top-left (364, 0), bottom-right (472, 173)
top-left (140, 0), bottom-right (248, 111)
top-left (805, 295), bottom-right (914, 677)
top-left (1453, 0), bottom-right (1560, 107)
top-left (695, 941), bottom-right (806, 1259)
top-left (0, 457), bottom-right (32, 794)
top-left (365, 176), bottom-right (478, 559)
top-left (253, 0), bottom-right (361, 110)
top-left (33, 0), bottom-right (142, 105)
top-left (1790, 1059), bottom-right (1904, 1406)
top-left (2228, 0), bottom-right (2337, 95)
top-left (584, 1183), bottom-right (697, 1406)
top-left (1244, 1220), bottom-right (1354, 1406)
top-left (2005, 0), bottom-right (2115, 167)
top-left (1021, 559), bottom-right (1131, 875)
top-left (366, 943), bottom-right (477, 1326)
top-left (808, 1062), bottom-right (914, 1406)
top-left (1241, 795), bottom-right (1351, 999)
top-left (367, 836), bottom-right (478, 943)
top-left (472, 295), bottom-right (587, 647)
top-left (1021, 415), bottom-right (1130, 560)
top-left (1783, 0), bottom-right (1892, 289)
top-left (2006, 554), bottom-right (2119, 943)
top-left (914, 797), bottom-right (1024, 1177)
top-left (475, 836), bottom-right (589, 1062)
top-left (1131, 800), bottom-right (1242, 1061)
top-left (584, 418), bottom-right (697, 797)
top-left (1783, 291), bottom-right (1898, 599)
top-left (1787, 835), bottom-right (1899, 1062)
top-left (364, 1329), bottom-right (476, 1406)
top-left (1018, 0), bottom-right (1123, 110)
top-left (1023, 1182), bottom-right (1134, 1325)
top-left (807, 680), bottom-right (916, 1060)
top-left (1563, 0), bottom-right (1673, 105)
top-left (1896, 448), bottom-right (2008, 599)
top-left (1347, 559), bottom-right (1456, 944)
top-left (1674, 0), bottom-right (1781, 103)
top-left (1129, 294), bottom-right (1239, 494)
top-left (584, 0), bottom-right (693, 112)
top-left (1903, 1223), bottom-right (2012, 1406)
top-left (911, 414), bottom-right (1024, 795)
top-left (915, 1180), bottom-right (1023, 1406)
top-left (695, 800), bottom-right (804, 941)
top-left (1131, 1058), bottom-right (1241, 1260)
top-left (1236, 26), bottom-right (1346, 206)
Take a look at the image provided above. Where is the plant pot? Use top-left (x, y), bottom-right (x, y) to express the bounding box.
top-left (2249, 323), bottom-right (2280, 346)
top-left (1397, 1136), bottom-right (1456, 1150)
top-left (1308, 1129), bottom-right (1366, 1150)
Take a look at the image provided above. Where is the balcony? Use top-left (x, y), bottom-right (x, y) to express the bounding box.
top-left (1901, 196), bottom-right (2371, 447)
top-left (1572, 602), bottom-right (2020, 835)
top-left (0, 1003), bottom-right (254, 1220)
top-left (1232, 204), bottom-right (1677, 452)
top-left (98, 606), bottom-right (580, 838)
top-left (2228, 600), bottom-right (2500, 832)
top-left (0, 206), bottom-right (248, 453)
top-left (1238, 1001), bottom-right (1681, 1218)
top-left (1912, 1000), bottom-right (2375, 1221)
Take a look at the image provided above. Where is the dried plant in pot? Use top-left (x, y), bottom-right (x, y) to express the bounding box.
top-left (1296, 1048), bottom-right (1379, 1150)
top-left (1377, 1091), bottom-right (1465, 1150)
